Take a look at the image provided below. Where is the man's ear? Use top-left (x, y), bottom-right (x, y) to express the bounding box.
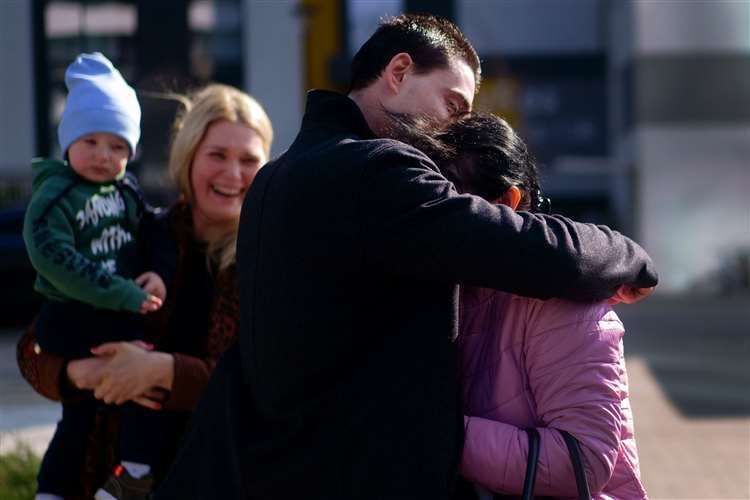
top-left (383, 52), bottom-right (414, 93)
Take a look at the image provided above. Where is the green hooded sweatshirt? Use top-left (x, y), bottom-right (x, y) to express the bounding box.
top-left (23, 158), bottom-right (147, 313)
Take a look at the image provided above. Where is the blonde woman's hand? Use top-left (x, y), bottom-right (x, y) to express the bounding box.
top-left (66, 357), bottom-right (108, 390)
top-left (132, 388), bottom-right (169, 410)
top-left (89, 341), bottom-right (174, 406)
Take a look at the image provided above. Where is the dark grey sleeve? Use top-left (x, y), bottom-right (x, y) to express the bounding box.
top-left (362, 145), bottom-right (658, 302)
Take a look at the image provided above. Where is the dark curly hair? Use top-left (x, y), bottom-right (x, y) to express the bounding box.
top-left (383, 111), bottom-right (546, 212)
top-left (438, 113), bottom-right (542, 211)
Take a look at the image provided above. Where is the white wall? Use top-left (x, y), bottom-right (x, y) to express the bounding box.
top-left (243, 0), bottom-right (304, 157)
top-left (458, 0), bottom-right (604, 55)
top-left (348, 0), bottom-right (403, 53)
top-left (608, 0), bottom-right (750, 293)
top-left (637, 126), bottom-right (750, 291)
top-left (634, 0), bottom-right (750, 55)
top-left (0, 0), bottom-right (35, 178)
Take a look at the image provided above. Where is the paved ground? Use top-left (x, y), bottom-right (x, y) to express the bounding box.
top-left (0, 332), bottom-right (60, 433)
top-left (615, 295), bottom-right (750, 499)
top-left (1, 295), bottom-right (749, 499)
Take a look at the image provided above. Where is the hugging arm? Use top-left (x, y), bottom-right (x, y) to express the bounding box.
top-left (362, 145), bottom-right (657, 301)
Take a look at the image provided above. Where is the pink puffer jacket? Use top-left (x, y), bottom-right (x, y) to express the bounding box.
top-left (458, 287), bottom-right (647, 499)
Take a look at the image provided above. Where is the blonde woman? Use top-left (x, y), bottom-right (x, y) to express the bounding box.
top-left (18, 83), bottom-right (273, 500)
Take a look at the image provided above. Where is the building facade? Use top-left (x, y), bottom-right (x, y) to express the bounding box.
top-left (2, 0), bottom-right (748, 293)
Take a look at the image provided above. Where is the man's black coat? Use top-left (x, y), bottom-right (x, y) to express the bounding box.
top-left (157, 90), bottom-right (657, 499)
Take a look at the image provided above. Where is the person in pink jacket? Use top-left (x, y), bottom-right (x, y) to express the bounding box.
top-left (401, 113), bottom-right (648, 499)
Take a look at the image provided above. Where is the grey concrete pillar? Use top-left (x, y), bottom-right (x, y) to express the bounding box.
top-left (610, 0), bottom-right (750, 292)
top-left (243, 0), bottom-right (305, 157)
top-left (0, 0), bottom-right (36, 184)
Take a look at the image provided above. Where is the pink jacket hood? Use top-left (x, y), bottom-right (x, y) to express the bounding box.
top-left (458, 287), bottom-right (647, 499)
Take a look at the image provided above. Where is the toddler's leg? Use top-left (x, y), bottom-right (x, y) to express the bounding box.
top-left (117, 403), bottom-right (175, 473)
top-left (104, 317), bottom-right (157, 475)
top-left (36, 399), bottom-right (97, 496)
top-left (95, 403), bottom-right (175, 499)
top-left (35, 300), bottom-right (98, 358)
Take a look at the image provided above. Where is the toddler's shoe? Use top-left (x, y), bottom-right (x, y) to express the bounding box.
top-left (94, 465), bottom-right (154, 500)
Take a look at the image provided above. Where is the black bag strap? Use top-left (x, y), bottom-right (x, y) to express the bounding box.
top-left (560, 430), bottom-right (592, 500)
top-left (510, 428), bottom-right (591, 500)
top-left (521, 428), bottom-right (541, 500)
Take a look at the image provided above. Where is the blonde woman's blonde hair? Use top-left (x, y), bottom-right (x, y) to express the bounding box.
top-left (168, 84), bottom-right (273, 271)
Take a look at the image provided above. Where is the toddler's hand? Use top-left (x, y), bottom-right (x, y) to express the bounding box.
top-left (139, 294), bottom-right (163, 314)
top-left (136, 271), bottom-right (167, 301)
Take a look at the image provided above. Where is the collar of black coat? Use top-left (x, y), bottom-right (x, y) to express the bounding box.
top-left (302, 90), bottom-right (377, 139)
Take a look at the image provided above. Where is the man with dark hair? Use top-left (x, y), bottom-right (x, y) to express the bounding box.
top-left (349, 13), bottom-right (481, 94)
top-left (349, 13), bottom-right (479, 129)
top-left (158, 14), bottom-right (656, 500)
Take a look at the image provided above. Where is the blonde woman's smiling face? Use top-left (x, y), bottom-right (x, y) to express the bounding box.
top-left (190, 119), bottom-right (267, 235)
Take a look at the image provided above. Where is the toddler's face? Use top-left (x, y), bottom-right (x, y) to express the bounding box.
top-left (67, 133), bottom-right (129, 183)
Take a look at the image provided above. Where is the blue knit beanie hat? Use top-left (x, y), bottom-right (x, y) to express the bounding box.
top-left (58, 52), bottom-right (141, 158)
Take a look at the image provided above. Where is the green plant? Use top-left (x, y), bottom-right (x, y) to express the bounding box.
top-left (0, 444), bottom-right (40, 500)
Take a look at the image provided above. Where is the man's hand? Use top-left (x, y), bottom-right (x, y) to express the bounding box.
top-left (608, 285), bottom-right (655, 305)
top-left (89, 341), bottom-right (174, 405)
